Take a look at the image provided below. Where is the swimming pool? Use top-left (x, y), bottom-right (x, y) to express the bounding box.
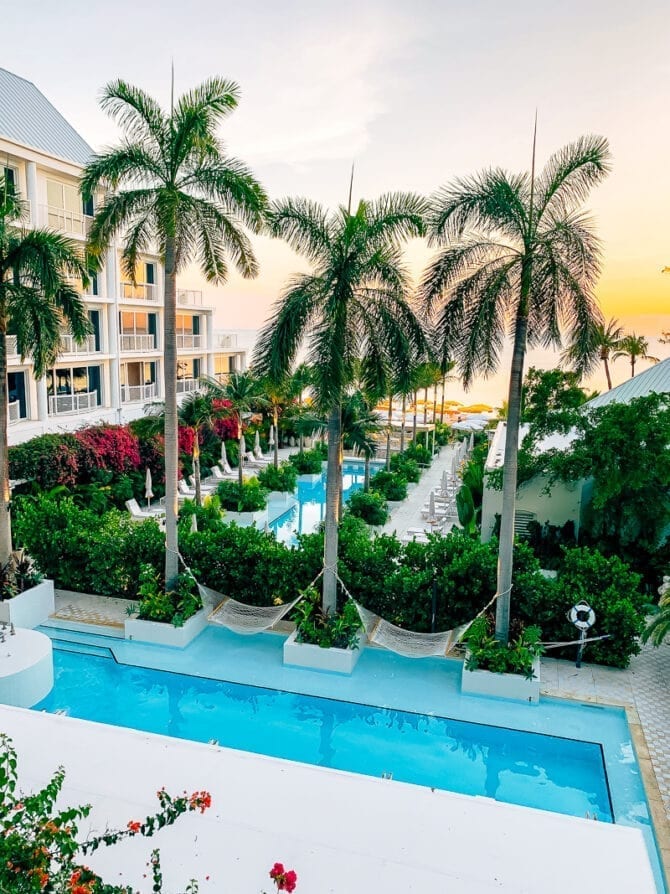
top-left (36, 645), bottom-right (612, 822)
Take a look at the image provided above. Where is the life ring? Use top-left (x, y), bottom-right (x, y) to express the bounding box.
top-left (569, 602), bottom-right (596, 630)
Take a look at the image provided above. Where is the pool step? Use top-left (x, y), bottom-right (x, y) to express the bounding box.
top-left (47, 635), bottom-right (114, 660)
top-left (42, 616), bottom-right (125, 639)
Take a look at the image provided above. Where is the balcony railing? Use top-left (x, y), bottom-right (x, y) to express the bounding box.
top-left (177, 289), bottom-right (203, 306)
top-left (59, 334), bottom-right (98, 355)
top-left (176, 378), bottom-right (198, 394)
top-left (48, 391), bottom-right (98, 416)
top-left (121, 282), bottom-right (158, 302)
top-left (120, 334), bottom-right (156, 352)
top-left (41, 205), bottom-right (91, 237)
top-left (5, 335), bottom-right (18, 356)
top-left (176, 333), bottom-right (202, 349)
top-left (8, 401), bottom-right (21, 422)
top-left (214, 333), bottom-right (237, 349)
top-left (121, 383), bottom-right (157, 403)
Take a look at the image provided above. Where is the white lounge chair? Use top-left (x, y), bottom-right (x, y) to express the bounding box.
top-left (188, 475), bottom-right (218, 494)
top-left (125, 499), bottom-right (165, 524)
top-left (208, 465), bottom-right (236, 481)
top-left (243, 451), bottom-right (271, 468)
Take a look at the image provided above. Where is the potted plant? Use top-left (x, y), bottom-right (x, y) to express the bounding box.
top-left (217, 478), bottom-right (269, 526)
top-left (461, 616), bottom-right (543, 703)
top-left (283, 586), bottom-right (365, 674)
top-left (0, 550), bottom-right (54, 629)
top-left (125, 565), bottom-right (207, 647)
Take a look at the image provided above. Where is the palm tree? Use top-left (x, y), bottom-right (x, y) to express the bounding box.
top-left (254, 192), bottom-right (428, 613)
top-left (82, 78), bottom-right (267, 584)
top-left (341, 391), bottom-right (384, 491)
top-left (258, 375), bottom-right (288, 468)
top-left (285, 363), bottom-right (313, 453)
top-left (0, 177), bottom-right (90, 563)
top-left (613, 333), bottom-right (659, 378)
top-left (563, 316), bottom-right (622, 389)
top-left (421, 134), bottom-right (610, 643)
top-left (438, 359), bottom-right (457, 423)
top-left (202, 371), bottom-right (268, 487)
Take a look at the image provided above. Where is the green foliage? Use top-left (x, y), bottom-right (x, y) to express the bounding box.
top-left (136, 565), bottom-right (202, 627)
top-left (347, 490), bottom-right (389, 526)
top-left (404, 442), bottom-right (432, 466)
top-left (288, 448), bottom-right (324, 475)
top-left (525, 520), bottom-right (577, 570)
top-left (9, 434), bottom-right (81, 489)
top-left (370, 470), bottom-right (408, 501)
top-left (390, 453), bottom-right (421, 483)
top-left (464, 616), bottom-right (543, 679)
top-left (456, 484), bottom-right (476, 534)
top-left (293, 586), bottom-right (363, 649)
top-left (0, 549), bottom-right (43, 601)
top-left (521, 366), bottom-right (590, 434)
top-left (461, 442), bottom-right (487, 507)
top-left (642, 581), bottom-right (670, 647)
top-left (256, 461), bottom-right (298, 493)
top-left (434, 422), bottom-right (451, 446)
top-left (216, 478), bottom-right (268, 512)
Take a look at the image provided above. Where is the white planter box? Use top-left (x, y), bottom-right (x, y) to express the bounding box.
top-left (0, 579), bottom-right (55, 629)
top-left (0, 628), bottom-right (53, 707)
top-left (461, 652), bottom-right (541, 704)
top-left (283, 629), bottom-right (365, 674)
top-left (223, 508), bottom-right (268, 527)
top-left (297, 473), bottom-right (322, 484)
top-left (125, 608), bottom-right (208, 648)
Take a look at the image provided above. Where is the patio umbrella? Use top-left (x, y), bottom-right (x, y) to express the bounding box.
top-left (190, 513), bottom-right (198, 533)
top-left (240, 435), bottom-right (247, 458)
top-left (469, 432), bottom-right (474, 452)
top-left (451, 455), bottom-right (459, 480)
top-left (268, 424), bottom-right (275, 447)
top-left (428, 491), bottom-right (437, 525)
top-left (221, 439), bottom-right (228, 467)
top-left (254, 430), bottom-right (261, 458)
top-left (441, 469), bottom-right (449, 496)
top-left (144, 468), bottom-right (153, 508)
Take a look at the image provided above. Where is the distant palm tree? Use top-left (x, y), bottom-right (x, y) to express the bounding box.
top-left (258, 375), bottom-right (288, 468)
top-left (286, 363), bottom-right (313, 453)
top-left (563, 317), bottom-right (622, 390)
top-left (421, 134), bottom-right (610, 643)
top-left (82, 77), bottom-right (267, 583)
top-left (254, 193), bottom-right (427, 612)
top-left (438, 359), bottom-right (457, 423)
top-left (0, 178), bottom-right (90, 563)
top-left (613, 333), bottom-right (659, 378)
top-left (202, 372), bottom-right (268, 487)
top-left (341, 391), bottom-right (384, 491)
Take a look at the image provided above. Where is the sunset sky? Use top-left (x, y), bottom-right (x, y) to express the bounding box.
top-left (2, 0), bottom-right (668, 399)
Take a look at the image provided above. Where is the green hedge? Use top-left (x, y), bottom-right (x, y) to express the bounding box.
top-left (256, 461), bottom-right (298, 493)
top-left (347, 490), bottom-right (388, 526)
top-left (217, 479), bottom-right (268, 512)
top-left (288, 449), bottom-right (324, 475)
top-left (370, 470), bottom-right (408, 501)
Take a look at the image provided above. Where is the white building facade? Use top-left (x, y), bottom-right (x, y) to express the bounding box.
top-left (0, 68), bottom-right (245, 445)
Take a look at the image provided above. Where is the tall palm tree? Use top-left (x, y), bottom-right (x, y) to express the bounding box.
top-left (82, 78), bottom-right (267, 583)
top-left (254, 193), bottom-right (428, 612)
top-left (258, 375), bottom-right (287, 468)
top-left (438, 358), bottom-right (457, 423)
top-left (0, 178), bottom-right (89, 563)
top-left (202, 371), bottom-right (268, 487)
top-left (563, 316), bottom-right (622, 389)
top-left (421, 134), bottom-right (610, 643)
top-left (613, 333), bottom-right (659, 378)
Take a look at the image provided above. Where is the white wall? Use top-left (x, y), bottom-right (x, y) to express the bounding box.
top-left (481, 475), bottom-right (584, 542)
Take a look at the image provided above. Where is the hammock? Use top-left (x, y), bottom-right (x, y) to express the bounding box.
top-left (354, 601), bottom-right (469, 658)
top-left (203, 584), bottom-right (303, 635)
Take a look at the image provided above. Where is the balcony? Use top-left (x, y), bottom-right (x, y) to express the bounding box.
top-left (121, 383), bottom-right (157, 403)
top-left (5, 335), bottom-right (18, 357)
top-left (121, 282), bottom-right (158, 302)
top-left (215, 333), bottom-right (238, 349)
top-left (8, 401), bottom-right (21, 423)
top-left (177, 289), bottom-right (203, 306)
top-left (59, 334), bottom-right (98, 355)
top-left (48, 391), bottom-right (99, 416)
top-left (176, 333), bottom-right (202, 349)
top-left (41, 205), bottom-right (91, 238)
top-left (120, 334), bottom-right (157, 352)
top-left (176, 378), bottom-right (198, 394)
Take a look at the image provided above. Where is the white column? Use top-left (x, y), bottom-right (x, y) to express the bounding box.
top-left (205, 312), bottom-right (215, 377)
top-left (105, 246), bottom-right (121, 413)
top-left (36, 378), bottom-right (48, 424)
top-left (26, 162), bottom-right (38, 228)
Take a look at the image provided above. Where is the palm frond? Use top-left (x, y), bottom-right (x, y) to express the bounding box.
top-left (7, 285), bottom-right (62, 376)
top-left (266, 197), bottom-right (332, 262)
top-left (100, 80), bottom-right (167, 148)
top-left (81, 143), bottom-right (165, 198)
top-left (180, 160), bottom-right (268, 233)
top-left (87, 190), bottom-right (156, 258)
top-left (536, 135), bottom-right (611, 218)
top-left (366, 192), bottom-right (429, 244)
top-left (253, 276), bottom-right (322, 382)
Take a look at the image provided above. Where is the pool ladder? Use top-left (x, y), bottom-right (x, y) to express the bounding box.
top-left (381, 770), bottom-right (393, 780)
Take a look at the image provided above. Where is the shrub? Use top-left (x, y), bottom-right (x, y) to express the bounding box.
top-left (0, 549), bottom-right (42, 601)
top-left (464, 615), bottom-right (543, 679)
top-left (74, 425), bottom-right (142, 476)
top-left (347, 490), bottom-right (388, 526)
top-left (136, 564), bottom-right (202, 626)
top-left (293, 585), bottom-right (363, 649)
top-left (390, 453), bottom-right (421, 483)
top-left (9, 433), bottom-right (80, 488)
top-left (217, 478), bottom-right (268, 512)
top-left (404, 442), bottom-right (432, 466)
top-left (370, 470), bottom-right (408, 501)
top-left (257, 461), bottom-right (298, 493)
top-left (288, 449), bottom-right (324, 475)
top-left (434, 421), bottom-right (451, 446)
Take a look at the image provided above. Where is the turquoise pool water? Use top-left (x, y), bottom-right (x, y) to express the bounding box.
top-left (267, 460), bottom-right (381, 543)
top-left (35, 645), bottom-right (612, 822)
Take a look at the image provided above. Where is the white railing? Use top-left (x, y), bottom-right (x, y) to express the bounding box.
top-left (48, 391), bottom-right (98, 415)
top-left (176, 378), bottom-right (198, 394)
top-left (121, 383), bottom-right (157, 403)
top-left (121, 282), bottom-right (158, 302)
top-left (59, 334), bottom-right (98, 355)
top-left (176, 333), bottom-right (202, 349)
top-left (215, 372), bottom-right (230, 385)
top-left (41, 205), bottom-right (91, 237)
top-left (120, 334), bottom-right (156, 352)
top-left (177, 289), bottom-right (203, 306)
top-left (5, 335), bottom-right (18, 356)
top-left (8, 401), bottom-right (21, 422)
top-left (215, 333), bottom-right (237, 349)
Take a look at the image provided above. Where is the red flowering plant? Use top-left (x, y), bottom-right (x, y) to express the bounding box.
top-left (267, 862), bottom-right (298, 893)
top-left (0, 734), bottom-right (208, 893)
top-left (75, 426), bottom-right (142, 477)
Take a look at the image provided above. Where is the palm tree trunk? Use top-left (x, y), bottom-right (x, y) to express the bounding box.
top-left (163, 236), bottom-right (179, 584)
top-left (400, 394), bottom-right (406, 452)
top-left (412, 391), bottom-right (418, 442)
top-left (0, 320), bottom-right (12, 565)
top-left (630, 356), bottom-right (635, 378)
top-left (273, 407), bottom-right (279, 467)
top-left (423, 387), bottom-right (428, 424)
top-left (603, 355), bottom-right (613, 390)
top-left (364, 452), bottom-right (371, 492)
top-left (386, 394), bottom-right (392, 471)
top-left (237, 421), bottom-right (244, 489)
top-left (193, 436), bottom-right (202, 507)
top-left (495, 303), bottom-right (529, 644)
top-left (440, 379), bottom-right (445, 424)
top-left (323, 404), bottom-right (341, 614)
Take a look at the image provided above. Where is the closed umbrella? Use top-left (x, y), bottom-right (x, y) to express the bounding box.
top-left (268, 424), bottom-right (275, 447)
top-left (144, 468), bottom-right (153, 508)
top-left (441, 469), bottom-right (449, 496)
top-left (190, 513), bottom-right (198, 533)
top-left (240, 434), bottom-right (247, 458)
top-left (221, 439), bottom-right (228, 467)
top-left (428, 491), bottom-right (437, 525)
top-left (469, 432), bottom-right (474, 452)
top-left (254, 430), bottom-right (261, 459)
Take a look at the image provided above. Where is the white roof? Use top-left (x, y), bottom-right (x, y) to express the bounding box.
top-left (586, 357), bottom-right (670, 409)
top-left (485, 422), bottom-right (578, 470)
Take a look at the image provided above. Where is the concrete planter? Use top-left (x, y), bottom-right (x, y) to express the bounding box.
top-left (386, 500), bottom-right (404, 511)
top-left (0, 628), bottom-right (53, 707)
top-left (0, 580), bottom-right (55, 629)
top-left (297, 473), bottom-right (323, 485)
top-left (283, 629), bottom-right (366, 674)
top-left (461, 652), bottom-right (541, 704)
top-left (125, 608), bottom-right (208, 648)
top-left (223, 508), bottom-right (268, 527)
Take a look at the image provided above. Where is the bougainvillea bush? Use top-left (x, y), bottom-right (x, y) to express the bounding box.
top-left (74, 426), bottom-right (142, 476)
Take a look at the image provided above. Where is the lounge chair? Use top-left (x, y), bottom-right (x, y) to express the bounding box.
top-left (125, 499), bottom-right (165, 524)
top-left (243, 451), bottom-right (271, 468)
top-left (208, 464), bottom-right (236, 481)
top-left (187, 475), bottom-right (218, 494)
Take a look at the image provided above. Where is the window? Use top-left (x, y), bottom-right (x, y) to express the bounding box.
top-left (82, 195), bottom-right (94, 216)
top-left (47, 180), bottom-right (79, 213)
top-left (7, 371), bottom-right (26, 420)
top-left (145, 263), bottom-right (155, 284)
top-left (3, 167), bottom-right (16, 193)
top-left (89, 310), bottom-right (101, 352)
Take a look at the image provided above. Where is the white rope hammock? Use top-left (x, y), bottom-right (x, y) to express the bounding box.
top-left (354, 601), bottom-right (469, 658)
top-left (204, 585), bottom-right (303, 635)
